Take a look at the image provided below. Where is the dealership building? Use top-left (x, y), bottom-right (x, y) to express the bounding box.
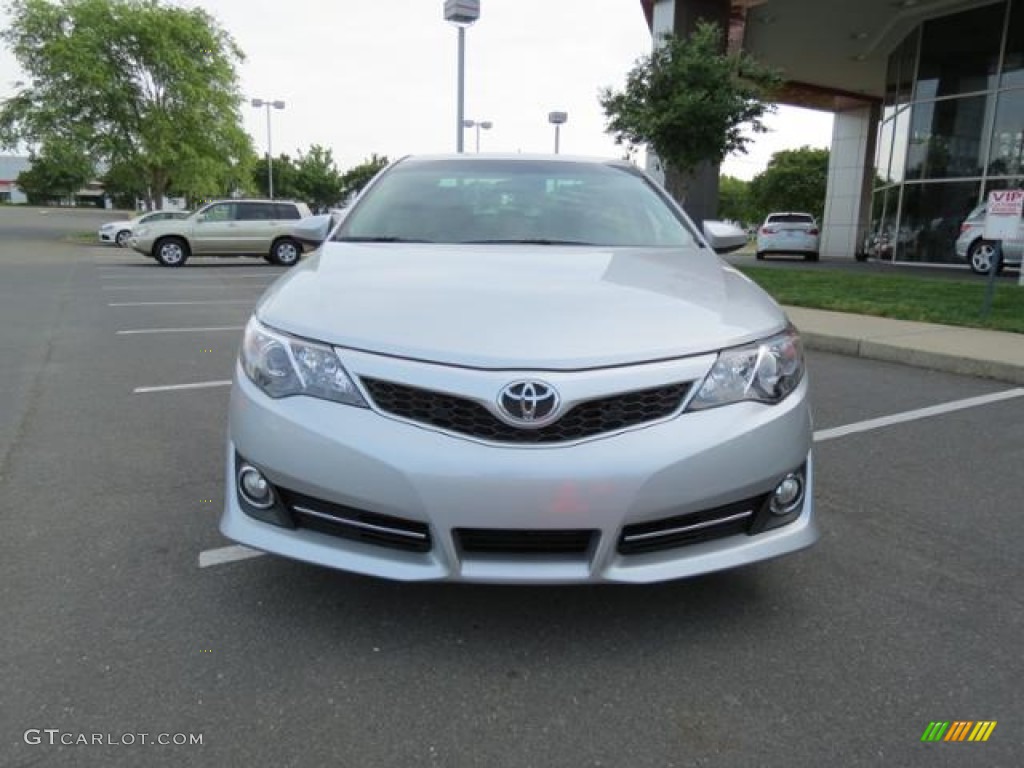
top-left (640, 0), bottom-right (1024, 264)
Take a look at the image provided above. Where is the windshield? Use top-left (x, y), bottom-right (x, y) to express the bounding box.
top-left (334, 158), bottom-right (699, 247)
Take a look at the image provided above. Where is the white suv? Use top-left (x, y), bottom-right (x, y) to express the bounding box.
top-left (756, 213), bottom-right (820, 262)
top-left (130, 199), bottom-right (313, 267)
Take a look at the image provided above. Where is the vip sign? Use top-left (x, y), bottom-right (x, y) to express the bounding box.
top-left (983, 189), bottom-right (1024, 240)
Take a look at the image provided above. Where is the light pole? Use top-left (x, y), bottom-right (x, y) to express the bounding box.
top-left (548, 111), bottom-right (568, 154)
top-left (251, 98), bottom-right (285, 198)
top-left (462, 119), bottom-right (492, 152)
top-left (444, 1), bottom-right (480, 153)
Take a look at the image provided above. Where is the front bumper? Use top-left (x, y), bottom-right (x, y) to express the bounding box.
top-left (222, 360), bottom-right (817, 584)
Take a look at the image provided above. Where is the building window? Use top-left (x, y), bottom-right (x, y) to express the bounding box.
top-left (915, 2), bottom-right (1006, 100)
top-left (987, 88), bottom-right (1024, 180)
top-left (905, 95), bottom-right (992, 180)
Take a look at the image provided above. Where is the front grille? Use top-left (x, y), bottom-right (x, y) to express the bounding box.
top-left (618, 494), bottom-right (770, 555)
top-left (456, 528), bottom-right (597, 555)
top-left (279, 488), bottom-right (431, 553)
top-left (361, 378), bottom-right (690, 444)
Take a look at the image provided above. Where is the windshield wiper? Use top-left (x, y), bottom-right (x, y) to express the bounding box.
top-left (460, 238), bottom-right (596, 245)
top-left (335, 236), bottom-right (433, 243)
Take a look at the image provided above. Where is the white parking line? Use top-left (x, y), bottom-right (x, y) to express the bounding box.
top-left (813, 388), bottom-right (1024, 443)
top-left (118, 326), bottom-right (244, 335)
top-left (109, 300), bottom-right (254, 306)
top-left (133, 380), bottom-right (231, 394)
top-left (199, 545), bottom-right (266, 568)
top-left (197, 387), bottom-right (1024, 570)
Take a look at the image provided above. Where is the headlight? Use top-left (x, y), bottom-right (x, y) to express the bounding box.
top-left (687, 327), bottom-right (804, 411)
top-left (240, 318), bottom-right (368, 407)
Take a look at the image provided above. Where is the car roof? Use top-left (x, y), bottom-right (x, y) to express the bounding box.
top-left (394, 153), bottom-right (634, 170)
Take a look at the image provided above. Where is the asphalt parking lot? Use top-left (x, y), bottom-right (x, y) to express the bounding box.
top-left (2, 207), bottom-right (1022, 767)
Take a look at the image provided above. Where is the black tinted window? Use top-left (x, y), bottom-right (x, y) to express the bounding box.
top-left (274, 203), bottom-right (301, 220)
top-left (236, 202), bottom-right (277, 221)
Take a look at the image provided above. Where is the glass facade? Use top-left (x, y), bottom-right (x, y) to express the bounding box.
top-left (869, 0), bottom-right (1024, 264)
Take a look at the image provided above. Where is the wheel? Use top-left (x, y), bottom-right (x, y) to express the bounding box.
top-left (269, 238), bottom-right (301, 267)
top-left (968, 240), bottom-right (1001, 275)
top-left (805, 252), bottom-right (819, 262)
top-left (755, 251), bottom-right (765, 261)
top-left (154, 237), bottom-right (189, 267)
top-left (115, 229), bottom-right (131, 247)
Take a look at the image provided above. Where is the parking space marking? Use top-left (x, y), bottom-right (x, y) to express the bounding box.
top-left (196, 387), bottom-right (1024, 571)
top-left (117, 326), bottom-right (244, 335)
top-left (134, 380), bottom-right (231, 394)
top-left (109, 300), bottom-right (254, 306)
top-left (198, 545), bottom-right (266, 568)
top-left (814, 388), bottom-right (1024, 443)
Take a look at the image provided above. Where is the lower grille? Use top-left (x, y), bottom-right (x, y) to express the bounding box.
top-left (618, 494), bottom-right (770, 555)
top-left (456, 528), bottom-right (597, 555)
top-left (361, 378), bottom-right (690, 444)
top-left (280, 489), bottom-right (432, 553)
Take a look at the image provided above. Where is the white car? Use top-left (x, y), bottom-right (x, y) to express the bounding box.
top-left (756, 212), bottom-right (820, 262)
top-left (221, 155), bottom-right (816, 584)
top-left (98, 210), bottom-right (190, 247)
top-left (954, 203), bottom-right (1024, 275)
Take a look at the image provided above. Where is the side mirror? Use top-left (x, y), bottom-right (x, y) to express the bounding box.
top-left (291, 213), bottom-right (335, 247)
top-left (703, 220), bottom-right (749, 255)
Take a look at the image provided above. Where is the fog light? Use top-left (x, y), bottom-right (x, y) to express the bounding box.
top-left (238, 464), bottom-right (275, 509)
top-left (770, 472), bottom-right (804, 516)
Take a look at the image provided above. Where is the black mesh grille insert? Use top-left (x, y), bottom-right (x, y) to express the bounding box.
top-left (618, 495), bottom-right (770, 555)
top-left (456, 528), bottom-right (597, 555)
top-left (361, 378), bottom-right (690, 444)
top-left (280, 489), bottom-right (431, 553)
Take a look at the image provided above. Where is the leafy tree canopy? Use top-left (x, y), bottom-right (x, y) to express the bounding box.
top-left (340, 154), bottom-right (389, 202)
top-left (293, 145), bottom-right (344, 212)
top-left (15, 139), bottom-right (94, 203)
top-left (749, 146), bottom-right (830, 223)
top-left (0, 0), bottom-right (253, 208)
top-left (600, 21), bottom-right (781, 177)
top-left (718, 175), bottom-right (755, 225)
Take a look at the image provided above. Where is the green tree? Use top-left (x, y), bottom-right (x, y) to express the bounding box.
top-left (15, 140), bottom-right (95, 204)
top-left (748, 147), bottom-right (830, 222)
top-left (252, 153), bottom-right (300, 200)
top-left (599, 21), bottom-right (781, 202)
top-left (718, 175), bottom-right (755, 225)
top-left (340, 154), bottom-right (389, 201)
top-left (293, 145), bottom-right (344, 211)
top-left (0, 0), bottom-right (253, 209)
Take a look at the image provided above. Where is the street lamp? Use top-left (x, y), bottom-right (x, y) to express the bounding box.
top-left (444, 0), bottom-right (481, 153)
top-left (251, 98), bottom-right (286, 199)
top-left (462, 119), bottom-right (492, 152)
top-left (548, 111), bottom-right (568, 154)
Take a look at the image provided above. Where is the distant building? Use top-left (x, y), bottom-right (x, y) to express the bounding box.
top-left (0, 155), bottom-right (31, 204)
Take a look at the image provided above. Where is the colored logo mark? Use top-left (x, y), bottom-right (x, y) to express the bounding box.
top-left (921, 721), bottom-right (997, 742)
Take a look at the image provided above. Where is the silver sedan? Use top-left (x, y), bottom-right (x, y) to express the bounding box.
top-left (221, 155), bottom-right (817, 583)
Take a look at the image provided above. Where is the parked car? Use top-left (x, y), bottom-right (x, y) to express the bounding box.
top-left (129, 199), bottom-right (313, 267)
top-left (756, 212), bottom-right (820, 261)
top-left (220, 154), bottom-right (817, 584)
top-left (954, 203), bottom-right (1024, 275)
top-left (97, 209), bottom-right (190, 247)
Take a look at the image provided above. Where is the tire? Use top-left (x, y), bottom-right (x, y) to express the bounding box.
top-left (968, 240), bottom-right (1001, 275)
top-left (269, 238), bottom-right (301, 267)
top-left (115, 229), bottom-right (131, 247)
top-left (154, 237), bottom-right (189, 267)
top-left (755, 251), bottom-right (765, 261)
top-left (805, 252), bottom-right (819, 262)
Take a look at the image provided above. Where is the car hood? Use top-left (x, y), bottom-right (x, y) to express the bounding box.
top-left (256, 243), bottom-right (788, 369)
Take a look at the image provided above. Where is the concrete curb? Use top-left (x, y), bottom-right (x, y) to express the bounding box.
top-left (800, 331), bottom-right (1024, 385)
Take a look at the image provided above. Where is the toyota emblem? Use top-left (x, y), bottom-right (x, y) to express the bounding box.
top-left (497, 380), bottom-right (560, 426)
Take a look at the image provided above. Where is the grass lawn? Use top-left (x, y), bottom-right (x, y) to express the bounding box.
top-left (738, 267), bottom-right (1024, 334)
